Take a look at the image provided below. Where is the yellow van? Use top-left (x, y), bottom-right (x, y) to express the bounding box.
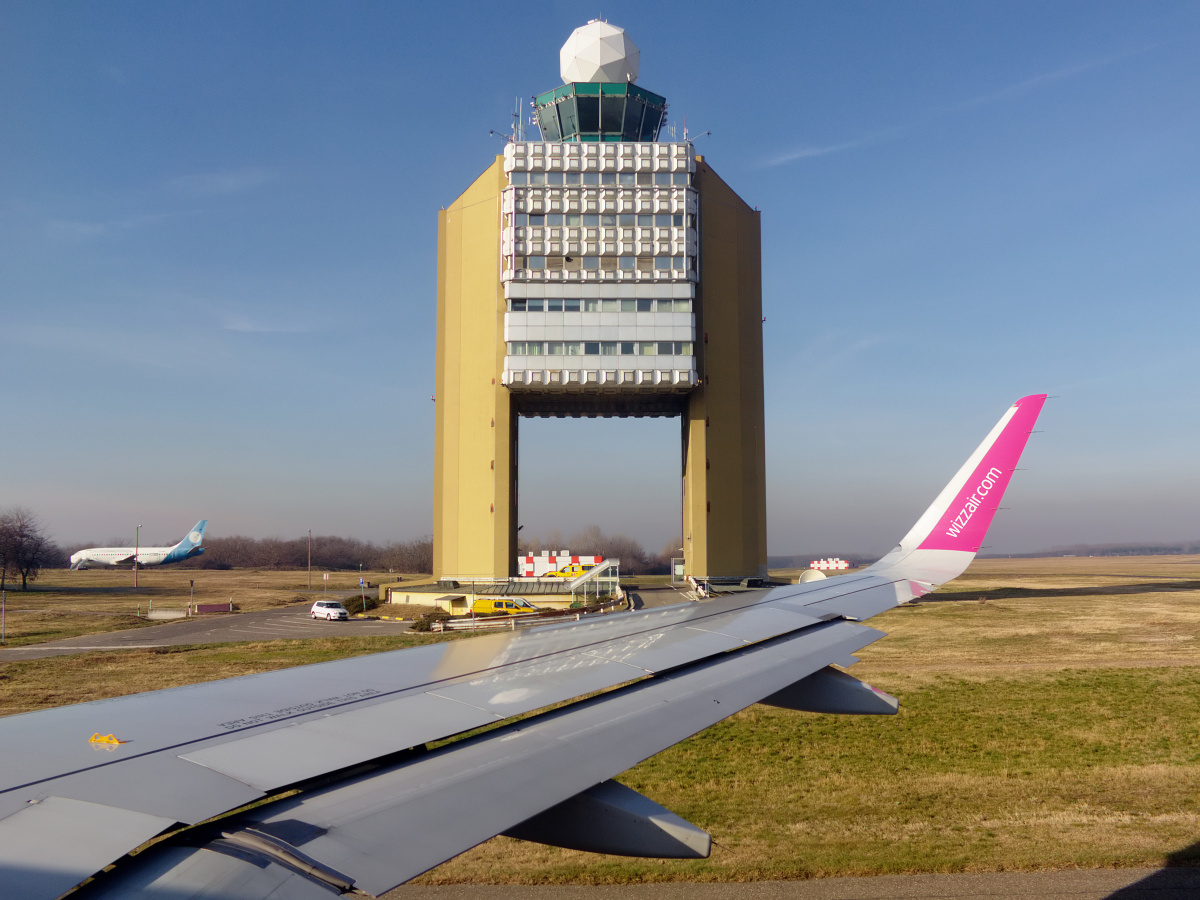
top-left (470, 597), bottom-right (539, 616)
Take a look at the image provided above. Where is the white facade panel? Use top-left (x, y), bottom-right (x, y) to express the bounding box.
top-left (499, 141), bottom-right (699, 396)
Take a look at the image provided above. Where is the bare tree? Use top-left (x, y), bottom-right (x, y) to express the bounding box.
top-left (0, 514), bottom-right (13, 592)
top-left (0, 507), bottom-right (57, 590)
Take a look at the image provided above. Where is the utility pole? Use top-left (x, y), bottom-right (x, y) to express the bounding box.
top-left (134, 524), bottom-right (141, 589)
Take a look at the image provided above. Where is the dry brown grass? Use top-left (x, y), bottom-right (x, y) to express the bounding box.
top-left (858, 591), bottom-right (1200, 677)
top-left (0, 635), bottom-right (457, 717)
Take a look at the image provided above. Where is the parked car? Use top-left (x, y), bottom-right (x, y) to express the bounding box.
top-left (311, 600), bottom-right (349, 621)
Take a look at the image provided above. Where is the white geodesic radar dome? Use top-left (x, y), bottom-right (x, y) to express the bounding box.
top-left (560, 20), bottom-right (640, 84)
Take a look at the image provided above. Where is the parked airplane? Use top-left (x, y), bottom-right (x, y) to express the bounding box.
top-left (0, 396), bottom-right (1046, 899)
top-left (68, 520), bottom-right (208, 569)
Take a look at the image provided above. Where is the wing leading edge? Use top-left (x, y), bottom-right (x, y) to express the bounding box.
top-left (0, 395), bottom-right (1047, 899)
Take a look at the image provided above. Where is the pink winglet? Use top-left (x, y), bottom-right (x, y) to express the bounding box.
top-left (917, 394), bottom-right (1047, 552)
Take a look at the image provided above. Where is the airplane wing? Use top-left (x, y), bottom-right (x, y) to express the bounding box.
top-left (0, 395), bottom-right (1047, 899)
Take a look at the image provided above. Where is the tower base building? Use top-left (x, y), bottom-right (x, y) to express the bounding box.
top-left (434, 22), bottom-right (766, 582)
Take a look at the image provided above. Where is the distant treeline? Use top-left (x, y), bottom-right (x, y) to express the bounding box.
top-left (177, 535), bottom-right (434, 572)
top-left (981, 541), bottom-right (1200, 559)
top-left (178, 525), bottom-right (677, 574)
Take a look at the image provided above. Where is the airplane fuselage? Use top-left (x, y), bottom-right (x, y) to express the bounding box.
top-left (69, 547), bottom-right (176, 569)
top-left (69, 520), bottom-right (208, 570)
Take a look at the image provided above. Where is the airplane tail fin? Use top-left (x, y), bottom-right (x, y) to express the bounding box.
top-left (867, 394), bottom-right (1047, 588)
top-left (163, 520), bottom-right (208, 563)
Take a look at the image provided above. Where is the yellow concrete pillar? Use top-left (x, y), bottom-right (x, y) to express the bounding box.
top-left (682, 159), bottom-right (768, 579)
top-left (433, 157), bottom-right (517, 579)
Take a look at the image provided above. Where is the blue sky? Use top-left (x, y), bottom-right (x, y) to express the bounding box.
top-left (2, 1), bottom-right (1197, 557)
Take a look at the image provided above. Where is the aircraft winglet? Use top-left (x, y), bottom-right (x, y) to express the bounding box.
top-left (868, 394), bottom-right (1047, 586)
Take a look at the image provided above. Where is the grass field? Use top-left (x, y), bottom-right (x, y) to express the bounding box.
top-left (2, 556), bottom-right (1199, 883)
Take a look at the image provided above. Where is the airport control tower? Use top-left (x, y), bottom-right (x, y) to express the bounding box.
top-left (434, 21), bottom-right (767, 581)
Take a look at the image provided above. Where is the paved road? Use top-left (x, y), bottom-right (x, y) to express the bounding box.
top-left (390, 868), bottom-right (1200, 899)
top-left (0, 599), bottom-right (412, 661)
top-left (0, 587), bottom-right (693, 662)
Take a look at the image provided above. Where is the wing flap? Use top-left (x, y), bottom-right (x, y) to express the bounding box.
top-left (72, 844), bottom-right (340, 899)
top-left (0, 797), bottom-right (174, 899)
top-left (8, 753), bottom-right (263, 826)
top-left (180, 692), bottom-right (502, 791)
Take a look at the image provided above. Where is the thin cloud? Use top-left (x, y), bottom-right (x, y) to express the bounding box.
top-left (946, 45), bottom-right (1157, 113)
top-left (763, 45), bottom-right (1156, 169)
top-left (44, 211), bottom-right (183, 240)
top-left (220, 312), bottom-right (320, 334)
top-left (763, 134), bottom-right (892, 168)
top-left (13, 323), bottom-right (229, 372)
top-left (167, 168), bottom-right (276, 197)
top-left (778, 330), bottom-right (894, 377)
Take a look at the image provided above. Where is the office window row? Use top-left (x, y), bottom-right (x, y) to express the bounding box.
top-left (510, 171), bottom-right (690, 187)
top-left (509, 298), bottom-right (691, 312)
top-left (508, 341), bottom-right (694, 357)
top-left (509, 213), bottom-right (690, 228)
top-left (512, 256), bottom-right (691, 272)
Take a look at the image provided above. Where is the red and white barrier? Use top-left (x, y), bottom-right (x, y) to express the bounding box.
top-left (517, 552), bottom-right (604, 577)
top-left (810, 558), bottom-right (850, 571)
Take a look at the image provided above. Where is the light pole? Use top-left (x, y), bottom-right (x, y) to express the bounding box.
top-left (134, 524), bottom-right (142, 588)
top-left (307, 529), bottom-right (312, 591)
